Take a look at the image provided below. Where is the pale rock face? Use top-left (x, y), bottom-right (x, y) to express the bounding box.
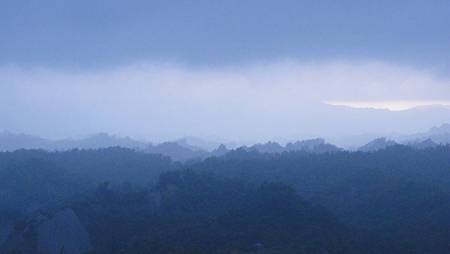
top-left (37, 209), bottom-right (92, 254)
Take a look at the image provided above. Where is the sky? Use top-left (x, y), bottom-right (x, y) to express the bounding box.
top-left (1, 0), bottom-right (450, 144)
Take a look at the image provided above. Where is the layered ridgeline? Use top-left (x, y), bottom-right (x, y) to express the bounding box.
top-left (0, 132), bottom-right (408, 158)
top-left (0, 132), bottom-right (342, 160)
top-left (1, 144), bottom-right (450, 253)
top-left (2, 123), bottom-right (450, 161)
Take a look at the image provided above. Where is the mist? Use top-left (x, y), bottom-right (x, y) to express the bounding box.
top-left (2, 60), bottom-right (450, 143)
top-left (4, 1), bottom-right (450, 253)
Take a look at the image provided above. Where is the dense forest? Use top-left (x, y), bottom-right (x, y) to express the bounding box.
top-left (1, 145), bottom-right (450, 253)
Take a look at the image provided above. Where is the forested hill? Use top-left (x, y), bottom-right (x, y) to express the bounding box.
top-left (191, 145), bottom-right (450, 197)
top-left (1, 145), bottom-right (450, 253)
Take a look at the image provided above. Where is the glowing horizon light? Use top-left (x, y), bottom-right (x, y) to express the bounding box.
top-left (324, 100), bottom-right (450, 111)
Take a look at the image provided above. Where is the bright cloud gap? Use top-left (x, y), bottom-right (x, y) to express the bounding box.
top-left (325, 100), bottom-right (450, 111)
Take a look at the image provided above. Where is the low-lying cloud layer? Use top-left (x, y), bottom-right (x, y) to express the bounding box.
top-left (1, 60), bottom-right (450, 143)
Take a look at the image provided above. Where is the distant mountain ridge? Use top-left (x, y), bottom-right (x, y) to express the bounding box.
top-left (0, 132), bottom-right (343, 161)
top-left (144, 142), bottom-right (210, 162)
top-left (286, 138), bottom-right (343, 153)
top-left (353, 123), bottom-right (450, 152)
top-left (220, 138), bottom-right (343, 155)
top-left (395, 123), bottom-right (450, 145)
top-left (0, 132), bottom-right (51, 151)
top-left (405, 139), bottom-right (439, 150)
top-left (358, 138), bottom-right (397, 152)
top-left (2, 124), bottom-right (450, 161)
top-left (0, 132), bottom-right (147, 151)
top-left (248, 138), bottom-right (342, 154)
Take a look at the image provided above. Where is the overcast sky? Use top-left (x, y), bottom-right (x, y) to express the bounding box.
top-left (1, 0), bottom-right (450, 143)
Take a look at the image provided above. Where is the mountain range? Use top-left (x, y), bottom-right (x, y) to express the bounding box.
top-left (1, 123), bottom-right (450, 161)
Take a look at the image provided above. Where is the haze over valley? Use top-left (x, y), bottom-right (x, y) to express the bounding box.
top-left (2, 1), bottom-right (450, 253)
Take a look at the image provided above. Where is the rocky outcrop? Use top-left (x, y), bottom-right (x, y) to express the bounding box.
top-left (37, 209), bottom-right (92, 254)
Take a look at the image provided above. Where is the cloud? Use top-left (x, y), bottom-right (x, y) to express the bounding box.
top-left (325, 100), bottom-right (450, 111)
top-left (1, 60), bottom-right (449, 141)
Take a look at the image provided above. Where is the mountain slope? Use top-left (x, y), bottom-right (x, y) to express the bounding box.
top-left (358, 138), bottom-right (397, 152)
